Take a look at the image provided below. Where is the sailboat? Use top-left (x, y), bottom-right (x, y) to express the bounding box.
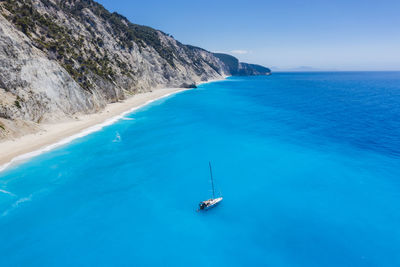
top-left (198, 162), bottom-right (223, 211)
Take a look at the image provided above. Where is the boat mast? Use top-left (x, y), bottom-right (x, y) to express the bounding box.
top-left (209, 161), bottom-right (215, 199)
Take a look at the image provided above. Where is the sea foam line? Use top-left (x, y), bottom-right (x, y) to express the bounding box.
top-left (0, 89), bottom-right (187, 173)
top-left (0, 189), bottom-right (16, 196)
top-left (2, 194), bottom-right (32, 217)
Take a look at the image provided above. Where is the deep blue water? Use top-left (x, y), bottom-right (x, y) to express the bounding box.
top-left (1, 72), bottom-right (400, 266)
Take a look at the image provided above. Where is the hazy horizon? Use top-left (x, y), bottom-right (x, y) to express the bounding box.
top-left (96, 0), bottom-right (400, 71)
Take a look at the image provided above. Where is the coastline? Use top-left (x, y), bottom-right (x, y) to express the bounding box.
top-left (0, 76), bottom-right (228, 172)
top-left (0, 87), bottom-right (187, 172)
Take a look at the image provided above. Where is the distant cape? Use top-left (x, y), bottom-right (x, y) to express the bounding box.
top-left (213, 53), bottom-right (271, 76)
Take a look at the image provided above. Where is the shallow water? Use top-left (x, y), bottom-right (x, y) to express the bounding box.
top-left (1, 72), bottom-right (400, 266)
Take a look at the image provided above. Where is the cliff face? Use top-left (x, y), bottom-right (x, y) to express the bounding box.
top-left (0, 0), bottom-right (269, 139)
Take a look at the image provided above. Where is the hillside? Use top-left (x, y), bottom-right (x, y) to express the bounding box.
top-left (0, 0), bottom-right (270, 139)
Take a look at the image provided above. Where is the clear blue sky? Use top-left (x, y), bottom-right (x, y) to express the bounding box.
top-left (96, 0), bottom-right (400, 71)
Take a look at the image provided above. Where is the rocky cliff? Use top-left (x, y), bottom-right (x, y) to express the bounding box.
top-left (0, 0), bottom-right (269, 139)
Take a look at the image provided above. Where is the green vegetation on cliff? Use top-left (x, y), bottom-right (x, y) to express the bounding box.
top-left (1, 0), bottom-right (119, 90)
top-left (0, 0), bottom-right (207, 91)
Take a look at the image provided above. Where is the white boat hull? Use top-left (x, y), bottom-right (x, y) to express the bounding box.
top-left (199, 197), bottom-right (223, 210)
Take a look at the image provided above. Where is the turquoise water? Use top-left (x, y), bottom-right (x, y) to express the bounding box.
top-left (1, 72), bottom-right (400, 266)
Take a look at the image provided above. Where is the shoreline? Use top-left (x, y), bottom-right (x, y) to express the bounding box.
top-left (0, 87), bottom-right (187, 172)
top-left (0, 76), bottom-right (228, 172)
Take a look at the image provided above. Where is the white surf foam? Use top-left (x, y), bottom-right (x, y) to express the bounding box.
top-left (2, 195), bottom-right (32, 217)
top-left (112, 132), bottom-right (121, 143)
top-left (0, 189), bottom-right (16, 197)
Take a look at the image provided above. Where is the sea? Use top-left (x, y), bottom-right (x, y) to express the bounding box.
top-left (0, 72), bottom-right (399, 266)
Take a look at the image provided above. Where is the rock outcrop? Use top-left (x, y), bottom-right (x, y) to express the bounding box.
top-left (213, 53), bottom-right (271, 76)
